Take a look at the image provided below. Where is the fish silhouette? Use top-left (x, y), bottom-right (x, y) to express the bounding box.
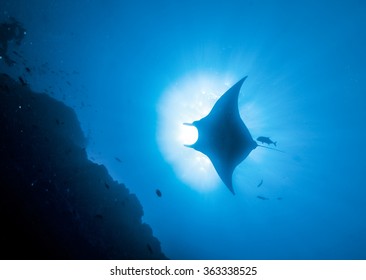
top-left (257, 136), bottom-right (277, 146)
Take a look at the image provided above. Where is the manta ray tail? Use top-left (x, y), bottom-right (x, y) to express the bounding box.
top-left (257, 144), bottom-right (285, 153)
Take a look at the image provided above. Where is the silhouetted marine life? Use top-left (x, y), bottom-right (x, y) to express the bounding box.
top-left (55, 118), bottom-right (64, 125)
top-left (257, 195), bottom-right (269, 200)
top-left (13, 50), bottom-right (22, 57)
top-left (257, 179), bottom-right (263, 188)
top-left (184, 77), bottom-right (258, 194)
top-left (18, 76), bottom-right (27, 86)
top-left (155, 189), bottom-right (162, 197)
top-left (257, 136), bottom-right (276, 147)
top-left (115, 157), bottom-right (122, 163)
top-left (147, 244), bottom-right (153, 254)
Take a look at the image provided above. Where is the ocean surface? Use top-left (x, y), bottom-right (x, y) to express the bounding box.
top-left (1, 0), bottom-right (365, 259)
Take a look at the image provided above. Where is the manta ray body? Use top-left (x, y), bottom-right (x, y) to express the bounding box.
top-left (184, 77), bottom-right (257, 194)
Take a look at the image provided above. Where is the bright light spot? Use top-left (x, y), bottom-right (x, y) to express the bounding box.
top-left (179, 124), bottom-right (198, 146)
top-left (157, 72), bottom-right (237, 192)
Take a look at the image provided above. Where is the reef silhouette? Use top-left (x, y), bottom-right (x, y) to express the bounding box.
top-left (0, 73), bottom-right (166, 259)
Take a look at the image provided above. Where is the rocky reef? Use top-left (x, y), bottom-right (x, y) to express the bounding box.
top-left (0, 73), bottom-right (166, 259)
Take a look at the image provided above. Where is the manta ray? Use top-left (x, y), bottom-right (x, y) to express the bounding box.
top-left (184, 76), bottom-right (257, 194)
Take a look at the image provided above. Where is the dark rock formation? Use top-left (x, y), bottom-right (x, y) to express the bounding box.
top-left (0, 73), bottom-right (166, 259)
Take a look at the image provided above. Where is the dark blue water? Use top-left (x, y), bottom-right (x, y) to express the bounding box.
top-left (1, 0), bottom-right (365, 259)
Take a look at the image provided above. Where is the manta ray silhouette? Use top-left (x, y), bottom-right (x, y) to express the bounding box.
top-left (184, 76), bottom-right (257, 194)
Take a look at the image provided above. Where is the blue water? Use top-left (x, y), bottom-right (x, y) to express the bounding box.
top-left (2, 0), bottom-right (366, 259)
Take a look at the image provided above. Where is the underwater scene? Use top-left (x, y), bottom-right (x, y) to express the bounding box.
top-left (0, 0), bottom-right (365, 259)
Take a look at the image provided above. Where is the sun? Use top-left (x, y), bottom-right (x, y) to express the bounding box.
top-left (178, 124), bottom-right (198, 146)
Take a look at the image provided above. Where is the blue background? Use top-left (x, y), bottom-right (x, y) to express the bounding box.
top-left (1, 0), bottom-right (365, 259)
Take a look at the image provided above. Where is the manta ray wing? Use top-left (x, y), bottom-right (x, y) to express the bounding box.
top-left (185, 76), bottom-right (257, 194)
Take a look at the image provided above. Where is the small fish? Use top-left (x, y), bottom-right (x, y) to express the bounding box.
top-left (257, 179), bottom-right (263, 188)
top-left (115, 157), bottom-right (122, 163)
top-left (257, 136), bottom-right (277, 147)
top-left (25, 67), bottom-right (31, 73)
top-left (277, 197), bottom-right (283, 200)
top-left (18, 76), bottom-right (27, 86)
top-left (12, 51), bottom-right (22, 57)
top-left (147, 244), bottom-right (153, 254)
top-left (156, 189), bottom-right (162, 197)
top-left (257, 195), bottom-right (269, 200)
